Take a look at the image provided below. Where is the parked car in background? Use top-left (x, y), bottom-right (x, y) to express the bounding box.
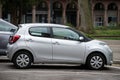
top-left (0, 19), bottom-right (17, 55)
top-left (7, 23), bottom-right (113, 70)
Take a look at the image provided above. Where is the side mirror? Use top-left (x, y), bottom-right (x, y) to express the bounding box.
top-left (79, 36), bottom-right (84, 41)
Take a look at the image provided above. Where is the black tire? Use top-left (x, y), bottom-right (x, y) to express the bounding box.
top-left (86, 53), bottom-right (105, 70)
top-left (13, 51), bottom-right (32, 69)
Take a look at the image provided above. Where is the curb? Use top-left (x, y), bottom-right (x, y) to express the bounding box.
top-left (0, 56), bottom-right (10, 63)
top-left (113, 60), bottom-right (120, 64)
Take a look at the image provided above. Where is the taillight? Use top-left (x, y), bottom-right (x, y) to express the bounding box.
top-left (9, 35), bottom-right (20, 44)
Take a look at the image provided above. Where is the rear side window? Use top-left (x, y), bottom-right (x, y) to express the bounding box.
top-left (29, 27), bottom-right (50, 38)
top-left (0, 21), bottom-right (16, 32)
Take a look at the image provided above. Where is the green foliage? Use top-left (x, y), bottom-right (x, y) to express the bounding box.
top-left (88, 29), bottom-right (120, 40)
top-left (94, 30), bottom-right (120, 36)
top-left (94, 26), bottom-right (120, 30)
top-left (65, 23), bottom-right (75, 28)
top-left (84, 26), bottom-right (120, 40)
top-left (84, 33), bottom-right (94, 39)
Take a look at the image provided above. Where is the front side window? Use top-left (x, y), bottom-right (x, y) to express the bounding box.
top-left (53, 28), bottom-right (79, 40)
top-left (0, 21), bottom-right (16, 32)
top-left (29, 27), bottom-right (50, 38)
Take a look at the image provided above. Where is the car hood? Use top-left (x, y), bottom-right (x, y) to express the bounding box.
top-left (86, 39), bottom-right (106, 45)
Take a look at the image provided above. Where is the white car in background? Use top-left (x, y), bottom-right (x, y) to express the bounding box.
top-left (7, 23), bottom-right (113, 70)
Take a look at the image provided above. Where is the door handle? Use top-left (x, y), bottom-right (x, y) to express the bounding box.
top-left (26, 39), bottom-right (33, 42)
top-left (52, 42), bottom-right (60, 45)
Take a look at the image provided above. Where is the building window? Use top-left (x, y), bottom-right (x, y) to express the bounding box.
top-left (36, 1), bottom-right (48, 23)
top-left (42, 2), bottom-right (46, 8)
top-left (66, 2), bottom-right (77, 27)
top-left (25, 14), bottom-right (32, 23)
top-left (54, 3), bottom-right (62, 9)
top-left (67, 3), bottom-right (77, 10)
top-left (95, 16), bottom-right (104, 26)
top-left (94, 3), bottom-right (105, 27)
top-left (94, 3), bottom-right (104, 11)
top-left (53, 1), bottom-right (63, 24)
top-left (108, 3), bottom-right (118, 11)
top-left (36, 1), bottom-right (48, 10)
top-left (108, 16), bottom-right (117, 26)
top-left (107, 3), bottom-right (118, 26)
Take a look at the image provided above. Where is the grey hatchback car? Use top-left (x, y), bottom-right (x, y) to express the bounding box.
top-left (7, 23), bottom-right (113, 70)
top-left (0, 19), bottom-right (17, 55)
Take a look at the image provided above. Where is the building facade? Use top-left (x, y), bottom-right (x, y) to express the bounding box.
top-left (25, 0), bottom-right (79, 28)
top-left (91, 0), bottom-right (120, 27)
top-left (2, 0), bottom-right (120, 27)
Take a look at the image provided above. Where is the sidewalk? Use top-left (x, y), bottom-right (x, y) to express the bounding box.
top-left (0, 40), bottom-right (120, 64)
top-left (0, 56), bottom-right (9, 63)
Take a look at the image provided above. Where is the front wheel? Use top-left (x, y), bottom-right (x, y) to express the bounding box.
top-left (86, 53), bottom-right (105, 70)
top-left (13, 51), bottom-right (32, 69)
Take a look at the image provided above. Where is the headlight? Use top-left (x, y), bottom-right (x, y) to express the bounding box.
top-left (99, 42), bottom-right (112, 52)
top-left (104, 45), bottom-right (112, 52)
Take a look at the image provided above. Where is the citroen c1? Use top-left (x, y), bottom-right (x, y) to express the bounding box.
top-left (7, 23), bottom-right (113, 70)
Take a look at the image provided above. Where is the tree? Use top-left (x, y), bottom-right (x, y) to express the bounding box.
top-left (2, 0), bottom-right (42, 25)
top-left (78, 0), bottom-right (94, 33)
top-left (0, 0), bottom-right (7, 18)
top-left (5, 0), bottom-right (29, 25)
top-left (17, 0), bottom-right (29, 24)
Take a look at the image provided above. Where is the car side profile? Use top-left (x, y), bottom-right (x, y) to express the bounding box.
top-left (0, 19), bottom-right (17, 55)
top-left (7, 23), bottom-right (113, 70)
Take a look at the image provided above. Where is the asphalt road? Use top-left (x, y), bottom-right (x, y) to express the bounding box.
top-left (0, 62), bottom-right (120, 80)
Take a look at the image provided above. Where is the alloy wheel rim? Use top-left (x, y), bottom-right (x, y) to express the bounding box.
top-left (16, 54), bottom-right (30, 67)
top-left (90, 56), bottom-right (103, 69)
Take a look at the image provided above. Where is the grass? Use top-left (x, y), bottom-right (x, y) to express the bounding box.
top-left (85, 27), bottom-right (120, 40)
top-left (93, 30), bottom-right (120, 36)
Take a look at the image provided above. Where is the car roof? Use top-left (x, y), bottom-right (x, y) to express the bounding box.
top-left (19, 23), bottom-right (69, 28)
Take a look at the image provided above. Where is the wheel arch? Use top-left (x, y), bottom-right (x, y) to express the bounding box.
top-left (12, 49), bottom-right (34, 63)
top-left (86, 51), bottom-right (107, 65)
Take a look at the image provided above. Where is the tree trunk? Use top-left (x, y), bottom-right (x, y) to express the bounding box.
top-left (0, 3), bottom-right (2, 18)
top-left (78, 0), bottom-right (94, 33)
top-left (32, 5), bottom-right (36, 23)
top-left (18, 8), bottom-right (22, 24)
top-left (11, 10), bottom-right (18, 26)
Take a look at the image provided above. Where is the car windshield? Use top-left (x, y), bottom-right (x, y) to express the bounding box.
top-left (70, 28), bottom-right (92, 42)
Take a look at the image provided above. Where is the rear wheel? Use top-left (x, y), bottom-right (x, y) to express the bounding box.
top-left (13, 51), bottom-right (32, 69)
top-left (86, 53), bottom-right (105, 70)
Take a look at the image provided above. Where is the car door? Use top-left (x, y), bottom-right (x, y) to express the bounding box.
top-left (52, 27), bottom-right (86, 63)
top-left (0, 19), bottom-right (17, 55)
top-left (26, 27), bottom-right (52, 61)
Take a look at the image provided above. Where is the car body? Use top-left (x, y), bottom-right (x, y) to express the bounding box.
top-left (7, 23), bottom-right (113, 70)
top-left (0, 19), bottom-right (17, 55)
